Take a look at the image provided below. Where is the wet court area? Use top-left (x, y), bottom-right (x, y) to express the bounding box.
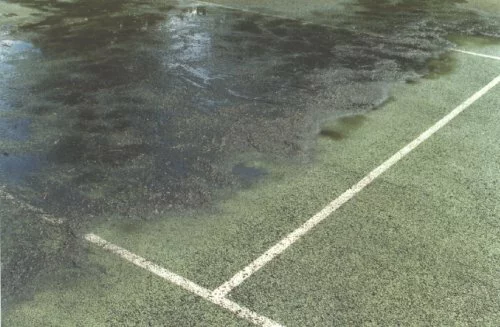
top-left (1, 0), bottom-right (500, 325)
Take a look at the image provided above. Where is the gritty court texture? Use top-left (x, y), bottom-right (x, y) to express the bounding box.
top-left (3, 2), bottom-right (500, 327)
top-left (87, 50), bottom-right (500, 326)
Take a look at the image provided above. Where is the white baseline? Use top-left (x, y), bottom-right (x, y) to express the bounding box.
top-left (85, 233), bottom-right (283, 327)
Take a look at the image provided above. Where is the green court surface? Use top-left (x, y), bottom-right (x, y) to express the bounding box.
top-left (230, 64), bottom-right (500, 326)
top-left (91, 45), bottom-right (499, 284)
top-left (3, 240), bottom-right (253, 326)
top-left (2, 0), bottom-right (500, 325)
top-left (5, 40), bottom-right (499, 326)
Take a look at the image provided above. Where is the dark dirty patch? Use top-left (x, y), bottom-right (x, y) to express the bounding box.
top-left (0, 40), bottom-right (35, 54)
top-left (405, 79), bottom-right (420, 85)
top-left (0, 154), bottom-right (42, 184)
top-left (338, 114), bottom-right (368, 127)
top-left (1, 197), bottom-right (84, 310)
top-left (47, 135), bottom-right (87, 164)
top-left (71, 170), bottom-right (107, 184)
top-left (78, 107), bottom-right (98, 121)
top-left (28, 103), bottom-right (53, 115)
top-left (424, 53), bottom-right (458, 79)
top-left (233, 19), bottom-right (263, 34)
top-left (0, 99), bottom-right (12, 113)
top-left (48, 135), bottom-right (149, 166)
top-left (319, 114), bottom-right (368, 141)
top-left (1, 0), bottom-right (500, 307)
top-left (319, 129), bottom-right (344, 140)
top-left (117, 221), bottom-right (143, 234)
top-left (0, 118), bottom-right (32, 141)
top-left (232, 163), bottom-right (268, 182)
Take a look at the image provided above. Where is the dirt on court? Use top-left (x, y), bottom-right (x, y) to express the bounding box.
top-left (1, 0), bottom-right (499, 314)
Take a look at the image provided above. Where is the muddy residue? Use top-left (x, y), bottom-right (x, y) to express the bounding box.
top-left (319, 114), bottom-right (368, 141)
top-left (3, 0), bottom-right (499, 217)
top-left (1, 0), bottom-right (499, 306)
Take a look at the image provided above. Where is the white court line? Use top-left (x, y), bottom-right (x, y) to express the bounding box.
top-left (85, 234), bottom-right (283, 327)
top-left (196, 2), bottom-right (500, 61)
top-left (452, 49), bottom-right (500, 61)
top-left (196, 1), bottom-right (297, 22)
top-left (212, 74), bottom-right (500, 298)
top-left (195, 0), bottom-right (381, 35)
top-left (0, 186), bottom-right (64, 225)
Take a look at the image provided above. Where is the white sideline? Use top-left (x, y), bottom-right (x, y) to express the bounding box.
top-left (195, 1), bottom-right (500, 65)
top-left (84, 233), bottom-right (283, 327)
top-left (196, 1), bottom-right (300, 22)
top-left (211, 74), bottom-right (500, 298)
top-left (0, 187), bottom-right (64, 225)
top-left (196, 2), bottom-right (500, 64)
top-left (194, 0), bottom-right (369, 33)
top-left (452, 49), bottom-right (500, 61)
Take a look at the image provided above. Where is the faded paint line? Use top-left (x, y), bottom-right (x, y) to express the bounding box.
top-left (196, 1), bottom-right (298, 22)
top-left (452, 49), bottom-right (500, 61)
top-left (0, 186), bottom-right (64, 225)
top-left (212, 74), bottom-right (500, 298)
top-left (194, 0), bottom-right (385, 38)
top-left (84, 234), bottom-right (283, 327)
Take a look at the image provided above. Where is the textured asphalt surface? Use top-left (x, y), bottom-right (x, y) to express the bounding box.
top-left (1, 0), bottom-right (499, 326)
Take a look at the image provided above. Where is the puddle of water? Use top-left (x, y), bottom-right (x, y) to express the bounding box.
top-left (1, 0), bottom-right (498, 217)
top-left (232, 163), bottom-right (267, 182)
top-left (0, 40), bottom-right (34, 53)
top-left (0, 154), bottom-right (41, 184)
top-left (0, 98), bottom-right (12, 113)
top-left (319, 129), bottom-right (344, 141)
top-left (1, 0), bottom-right (499, 307)
top-left (1, 39), bottom-right (40, 114)
top-left (0, 118), bottom-right (31, 141)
